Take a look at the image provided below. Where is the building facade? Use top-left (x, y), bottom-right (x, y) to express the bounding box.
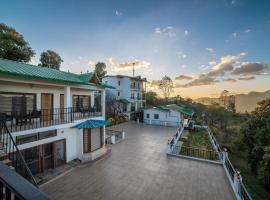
top-left (102, 75), bottom-right (147, 119)
top-left (0, 58), bottom-right (112, 177)
top-left (143, 104), bottom-right (194, 127)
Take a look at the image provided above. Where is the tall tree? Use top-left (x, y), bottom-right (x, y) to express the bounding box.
top-left (0, 23), bottom-right (35, 62)
top-left (145, 91), bottom-right (158, 106)
top-left (241, 99), bottom-right (270, 191)
top-left (94, 62), bottom-right (107, 80)
top-left (158, 75), bottom-right (174, 100)
top-left (39, 50), bottom-right (63, 70)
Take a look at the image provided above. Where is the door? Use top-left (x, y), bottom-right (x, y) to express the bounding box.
top-left (60, 94), bottom-right (64, 121)
top-left (54, 140), bottom-right (66, 167)
top-left (41, 94), bottom-right (53, 121)
top-left (41, 143), bottom-right (54, 171)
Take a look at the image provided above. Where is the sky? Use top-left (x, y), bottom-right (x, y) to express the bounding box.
top-left (1, 0), bottom-right (270, 98)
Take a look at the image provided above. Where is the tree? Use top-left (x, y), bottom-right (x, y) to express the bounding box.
top-left (219, 90), bottom-right (236, 113)
top-left (0, 23), bottom-right (35, 62)
top-left (145, 91), bottom-right (158, 106)
top-left (39, 50), bottom-right (63, 70)
top-left (158, 75), bottom-right (173, 101)
top-left (241, 99), bottom-right (270, 191)
top-left (94, 62), bottom-right (107, 80)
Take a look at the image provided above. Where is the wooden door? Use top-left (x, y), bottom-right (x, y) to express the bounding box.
top-left (60, 94), bottom-right (64, 121)
top-left (41, 94), bottom-right (53, 121)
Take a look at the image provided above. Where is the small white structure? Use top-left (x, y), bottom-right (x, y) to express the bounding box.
top-left (102, 75), bottom-right (147, 119)
top-left (143, 104), bottom-right (194, 127)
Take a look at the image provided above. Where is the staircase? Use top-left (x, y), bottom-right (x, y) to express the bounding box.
top-left (0, 122), bottom-right (38, 187)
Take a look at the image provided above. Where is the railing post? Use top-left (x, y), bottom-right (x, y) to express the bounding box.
top-left (222, 148), bottom-right (228, 164)
top-left (166, 140), bottom-right (172, 154)
top-left (122, 131), bottom-right (125, 140)
top-left (233, 170), bottom-right (242, 200)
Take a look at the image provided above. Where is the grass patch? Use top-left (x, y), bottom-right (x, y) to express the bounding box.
top-left (181, 128), bottom-right (212, 150)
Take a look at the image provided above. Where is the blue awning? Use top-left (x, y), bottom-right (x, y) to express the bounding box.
top-left (72, 120), bottom-right (111, 129)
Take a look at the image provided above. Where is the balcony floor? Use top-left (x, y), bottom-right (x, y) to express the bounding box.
top-left (41, 122), bottom-right (235, 200)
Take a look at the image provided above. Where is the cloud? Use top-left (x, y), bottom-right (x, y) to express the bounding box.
top-left (177, 51), bottom-right (187, 59)
top-left (207, 52), bottom-right (246, 77)
top-left (245, 29), bottom-right (251, 33)
top-left (88, 60), bottom-right (95, 66)
top-left (223, 78), bottom-right (237, 83)
top-left (209, 60), bottom-right (216, 66)
top-left (155, 26), bottom-right (176, 37)
top-left (232, 62), bottom-right (270, 75)
top-left (175, 75), bottom-right (193, 80)
top-left (184, 30), bottom-right (189, 36)
top-left (175, 74), bottom-right (218, 88)
top-left (238, 76), bottom-right (255, 80)
top-left (109, 57), bottom-right (150, 71)
top-left (232, 32), bottom-right (237, 38)
top-left (205, 48), bottom-right (213, 53)
top-left (115, 10), bottom-right (123, 17)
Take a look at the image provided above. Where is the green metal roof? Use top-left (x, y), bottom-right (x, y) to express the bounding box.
top-left (0, 58), bottom-right (114, 89)
top-left (144, 104), bottom-right (194, 116)
top-left (72, 119), bottom-right (111, 129)
top-left (162, 104), bottom-right (194, 116)
top-left (118, 99), bottom-right (130, 104)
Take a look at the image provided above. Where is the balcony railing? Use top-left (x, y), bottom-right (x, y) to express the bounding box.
top-left (0, 106), bottom-right (102, 133)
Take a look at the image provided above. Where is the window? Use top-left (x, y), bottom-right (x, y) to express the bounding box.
top-left (118, 92), bottom-right (120, 96)
top-left (39, 130), bottom-right (57, 140)
top-left (154, 114), bottom-right (159, 119)
top-left (146, 114), bottom-right (150, 118)
top-left (73, 95), bottom-right (91, 111)
top-left (16, 130), bottom-right (57, 145)
top-left (16, 133), bottom-right (38, 145)
top-left (0, 92), bottom-right (36, 114)
top-left (131, 93), bottom-right (134, 99)
top-left (118, 81), bottom-right (121, 86)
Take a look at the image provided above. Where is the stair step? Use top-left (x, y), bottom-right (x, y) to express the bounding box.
top-left (2, 159), bottom-right (12, 166)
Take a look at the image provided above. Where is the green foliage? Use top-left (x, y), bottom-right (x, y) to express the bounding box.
top-left (39, 50), bottom-right (63, 69)
top-left (145, 91), bottom-right (158, 106)
top-left (107, 114), bottom-right (128, 125)
top-left (241, 99), bottom-right (270, 192)
top-left (0, 23), bottom-right (35, 62)
top-left (95, 62), bottom-right (107, 80)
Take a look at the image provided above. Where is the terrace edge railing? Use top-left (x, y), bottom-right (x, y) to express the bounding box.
top-left (0, 121), bottom-right (38, 187)
top-left (166, 124), bottom-right (253, 200)
top-left (0, 161), bottom-right (51, 200)
top-left (106, 129), bottom-right (125, 144)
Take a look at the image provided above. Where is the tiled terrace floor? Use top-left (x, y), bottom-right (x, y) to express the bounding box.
top-left (42, 122), bottom-right (235, 200)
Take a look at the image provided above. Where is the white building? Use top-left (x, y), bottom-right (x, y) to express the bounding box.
top-left (143, 104), bottom-right (194, 127)
top-left (0, 58), bottom-right (113, 176)
top-left (102, 75), bottom-right (147, 119)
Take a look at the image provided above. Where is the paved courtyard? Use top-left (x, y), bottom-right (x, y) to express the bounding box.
top-left (42, 122), bottom-right (235, 200)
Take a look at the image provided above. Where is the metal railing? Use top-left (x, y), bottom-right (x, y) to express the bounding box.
top-left (0, 106), bottom-right (102, 133)
top-left (106, 129), bottom-right (124, 144)
top-left (0, 122), bottom-right (38, 187)
top-left (0, 161), bottom-right (51, 200)
top-left (173, 146), bottom-right (220, 161)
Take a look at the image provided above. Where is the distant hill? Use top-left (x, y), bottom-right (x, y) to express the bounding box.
top-left (194, 90), bottom-right (270, 113)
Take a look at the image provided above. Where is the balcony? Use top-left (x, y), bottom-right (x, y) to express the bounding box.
top-left (0, 106), bottom-right (102, 133)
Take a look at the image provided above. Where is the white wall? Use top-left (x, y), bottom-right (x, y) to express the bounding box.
top-left (144, 108), bottom-right (182, 125)
top-left (0, 80), bottom-right (97, 109)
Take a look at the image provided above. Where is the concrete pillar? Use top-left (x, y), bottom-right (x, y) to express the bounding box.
top-left (122, 131), bottom-right (125, 139)
top-left (64, 86), bottom-right (71, 108)
top-left (90, 91), bottom-right (95, 107)
top-left (222, 148), bottom-right (228, 164)
top-left (36, 93), bottom-right (41, 110)
top-left (111, 135), bottom-right (116, 144)
top-left (101, 90), bottom-right (106, 118)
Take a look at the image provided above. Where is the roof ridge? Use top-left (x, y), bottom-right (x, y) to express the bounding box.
top-left (0, 58), bottom-right (88, 76)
